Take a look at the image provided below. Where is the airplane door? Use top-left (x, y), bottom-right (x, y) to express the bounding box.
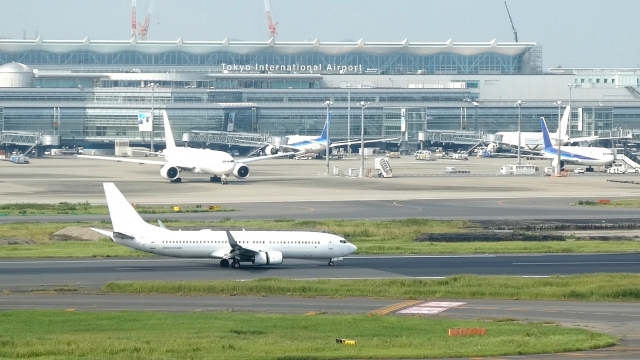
top-left (328, 240), bottom-right (333, 250)
top-left (150, 240), bottom-right (156, 250)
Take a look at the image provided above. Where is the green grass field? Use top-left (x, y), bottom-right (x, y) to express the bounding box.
top-left (0, 202), bottom-right (231, 216)
top-left (0, 311), bottom-right (616, 359)
top-left (575, 199), bottom-right (640, 208)
top-left (0, 219), bottom-right (639, 258)
top-left (103, 274), bottom-right (640, 301)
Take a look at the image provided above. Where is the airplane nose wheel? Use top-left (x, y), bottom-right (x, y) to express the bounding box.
top-left (328, 260), bottom-right (334, 266)
top-left (232, 260), bottom-right (241, 269)
top-left (220, 259), bottom-right (230, 268)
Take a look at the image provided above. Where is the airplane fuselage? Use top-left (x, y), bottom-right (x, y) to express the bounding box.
top-left (115, 229), bottom-right (356, 260)
top-left (285, 136), bottom-right (327, 154)
top-left (164, 147), bottom-right (236, 175)
top-left (542, 146), bottom-right (615, 167)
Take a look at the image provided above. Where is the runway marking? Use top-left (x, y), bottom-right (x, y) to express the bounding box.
top-left (397, 301), bottom-right (466, 315)
top-left (0, 259), bottom-right (210, 265)
top-left (368, 300), bottom-right (423, 316)
top-left (349, 255), bottom-right (496, 259)
top-left (513, 261), bottom-right (640, 265)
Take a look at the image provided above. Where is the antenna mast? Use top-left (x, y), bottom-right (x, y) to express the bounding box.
top-left (504, 1), bottom-right (518, 42)
top-left (264, 0), bottom-right (278, 39)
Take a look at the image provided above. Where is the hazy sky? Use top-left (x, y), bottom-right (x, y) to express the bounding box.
top-left (0, 0), bottom-right (638, 69)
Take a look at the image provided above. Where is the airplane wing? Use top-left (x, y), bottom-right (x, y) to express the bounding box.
top-left (225, 230), bottom-right (261, 257)
top-left (330, 138), bottom-right (399, 147)
top-left (239, 152), bottom-right (297, 163)
top-left (130, 149), bottom-right (165, 157)
top-left (77, 155), bottom-right (167, 166)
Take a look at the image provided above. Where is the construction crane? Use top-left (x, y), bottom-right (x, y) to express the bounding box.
top-left (131, 0), bottom-right (137, 39)
top-left (138, 0), bottom-right (156, 41)
top-left (504, 1), bottom-right (518, 42)
top-left (264, 0), bottom-right (278, 39)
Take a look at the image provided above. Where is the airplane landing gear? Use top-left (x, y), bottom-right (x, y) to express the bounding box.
top-left (232, 260), bottom-right (240, 269)
top-left (328, 260), bottom-right (334, 266)
top-left (220, 259), bottom-right (230, 268)
top-left (586, 167), bottom-right (595, 172)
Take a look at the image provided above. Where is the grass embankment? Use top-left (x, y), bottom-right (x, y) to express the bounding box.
top-left (103, 274), bottom-right (640, 302)
top-left (0, 202), bottom-right (231, 216)
top-left (575, 199), bottom-right (640, 208)
top-left (1, 219), bottom-right (639, 258)
top-left (0, 311), bottom-right (616, 359)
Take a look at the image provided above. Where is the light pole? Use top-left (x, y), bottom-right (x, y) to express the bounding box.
top-left (472, 101), bottom-right (479, 132)
top-left (359, 101), bottom-right (371, 177)
top-left (149, 83), bottom-right (158, 152)
top-left (347, 90), bottom-right (351, 157)
top-left (555, 100), bottom-right (563, 176)
top-left (515, 100), bottom-right (525, 165)
top-left (324, 100), bottom-right (333, 175)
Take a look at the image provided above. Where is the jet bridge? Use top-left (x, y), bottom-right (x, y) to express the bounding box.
top-left (1, 131), bottom-right (60, 156)
top-left (185, 130), bottom-right (273, 147)
top-left (424, 130), bottom-right (484, 145)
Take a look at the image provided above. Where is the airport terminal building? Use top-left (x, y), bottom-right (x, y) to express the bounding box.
top-left (0, 37), bottom-right (639, 153)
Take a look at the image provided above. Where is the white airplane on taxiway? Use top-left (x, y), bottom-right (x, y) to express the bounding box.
top-left (91, 183), bottom-right (357, 268)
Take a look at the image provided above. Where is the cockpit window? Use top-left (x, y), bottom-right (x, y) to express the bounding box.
top-left (340, 240), bottom-right (347, 244)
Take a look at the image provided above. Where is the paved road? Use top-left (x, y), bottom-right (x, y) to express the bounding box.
top-left (1, 253), bottom-right (639, 291)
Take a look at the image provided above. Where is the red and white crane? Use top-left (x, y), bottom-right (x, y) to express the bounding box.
top-left (138, 0), bottom-right (156, 41)
top-left (131, 0), bottom-right (137, 38)
top-left (264, 0), bottom-right (278, 39)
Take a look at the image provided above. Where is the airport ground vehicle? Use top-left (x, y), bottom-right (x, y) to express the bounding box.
top-left (445, 166), bottom-right (470, 174)
top-left (574, 168), bottom-right (585, 174)
top-left (607, 163), bottom-right (627, 174)
top-left (414, 150), bottom-right (435, 161)
top-left (500, 164), bottom-right (538, 175)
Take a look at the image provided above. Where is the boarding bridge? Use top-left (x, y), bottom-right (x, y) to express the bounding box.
top-left (185, 130), bottom-right (272, 147)
top-left (1, 131), bottom-right (60, 156)
top-left (424, 130), bottom-right (484, 145)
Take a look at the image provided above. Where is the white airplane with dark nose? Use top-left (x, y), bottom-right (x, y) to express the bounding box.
top-left (91, 183), bottom-right (357, 268)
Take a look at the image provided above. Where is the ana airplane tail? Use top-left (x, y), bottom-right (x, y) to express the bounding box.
top-left (317, 112), bottom-right (332, 141)
top-left (102, 182), bottom-right (151, 237)
top-left (540, 117), bottom-right (553, 150)
top-left (162, 110), bottom-right (176, 150)
top-left (558, 105), bottom-right (571, 141)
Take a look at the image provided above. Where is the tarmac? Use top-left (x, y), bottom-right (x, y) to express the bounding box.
top-left (1, 154), bottom-right (640, 205)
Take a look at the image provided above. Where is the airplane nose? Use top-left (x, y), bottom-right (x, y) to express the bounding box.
top-left (349, 244), bottom-right (357, 254)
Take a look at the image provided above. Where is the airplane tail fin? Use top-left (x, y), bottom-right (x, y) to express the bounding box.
top-left (558, 105), bottom-right (570, 141)
top-left (103, 183), bottom-right (149, 236)
top-left (540, 117), bottom-right (553, 150)
top-left (163, 110), bottom-right (176, 150)
top-left (318, 112), bottom-right (332, 141)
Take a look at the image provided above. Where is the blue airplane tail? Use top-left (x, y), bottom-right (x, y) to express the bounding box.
top-left (318, 111), bottom-right (332, 141)
top-left (540, 117), bottom-right (553, 149)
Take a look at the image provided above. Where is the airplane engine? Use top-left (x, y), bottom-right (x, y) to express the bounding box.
top-left (252, 251), bottom-right (283, 265)
top-left (160, 164), bottom-right (180, 180)
top-left (233, 163), bottom-right (250, 179)
top-left (551, 159), bottom-right (566, 170)
top-left (264, 145), bottom-right (279, 155)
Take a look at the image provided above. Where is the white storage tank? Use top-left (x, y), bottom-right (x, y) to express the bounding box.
top-left (0, 62), bottom-right (34, 87)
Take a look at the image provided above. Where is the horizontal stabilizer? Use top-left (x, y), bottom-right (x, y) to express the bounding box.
top-left (90, 228), bottom-right (113, 239)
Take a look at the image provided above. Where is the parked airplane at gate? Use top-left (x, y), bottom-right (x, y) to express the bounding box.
top-left (91, 183), bottom-right (357, 268)
top-left (263, 113), bottom-right (397, 157)
top-left (78, 111), bottom-right (293, 183)
top-left (539, 117), bottom-right (615, 170)
top-left (494, 106), bottom-right (598, 152)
